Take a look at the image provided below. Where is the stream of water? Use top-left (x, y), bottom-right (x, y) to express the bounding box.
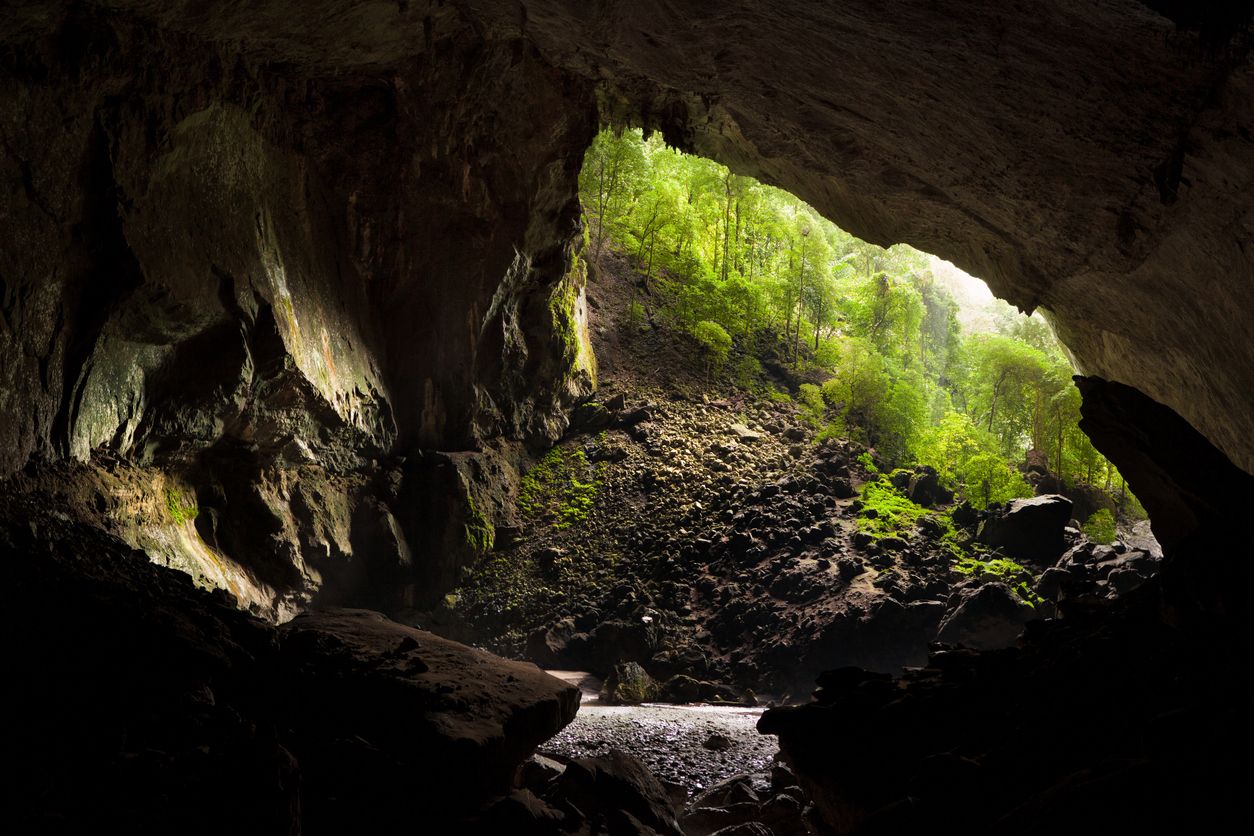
top-left (542, 671), bottom-right (780, 794)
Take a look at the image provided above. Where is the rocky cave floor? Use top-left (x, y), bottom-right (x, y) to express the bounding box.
top-left (398, 255), bottom-right (1170, 832)
top-left (417, 253), bottom-right (1163, 703)
top-left (3, 255), bottom-right (1243, 836)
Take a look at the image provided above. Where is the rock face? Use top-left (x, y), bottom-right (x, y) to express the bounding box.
top-left (277, 609), bottom-right (581, 829)
top-left (8, 521), bottom-right (579, 834)
top-left (4, 4), bottom-right (1254, 832)
top-left (978, 494), bottom-right (1074, 564)
top-left (1, 1), bottom-right (1252, 617)
top-left (0, 3), bottom-right (599, 611)
top-left (1077, 376), bottom-right (1254, 621)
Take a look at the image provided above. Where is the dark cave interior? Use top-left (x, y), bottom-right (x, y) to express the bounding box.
top-left (3, 2), bottom-right (1253, 834)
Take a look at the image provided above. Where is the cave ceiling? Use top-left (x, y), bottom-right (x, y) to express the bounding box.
top-left (2, 0), bottom-right (1251, 476)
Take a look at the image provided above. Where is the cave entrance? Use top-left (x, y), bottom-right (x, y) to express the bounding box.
top-left (433, 128), bottom-right (1161, 783)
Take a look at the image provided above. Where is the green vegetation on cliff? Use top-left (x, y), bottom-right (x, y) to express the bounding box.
top-left (164, 485), bottom-right (199, 525)
top-left (519, 448), bottom-right (605, 530)
top-left (581, 127), bottom-right (1142, 520)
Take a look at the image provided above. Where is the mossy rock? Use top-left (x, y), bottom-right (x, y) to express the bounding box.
top-left (601, 662), bottom-right (658, 705)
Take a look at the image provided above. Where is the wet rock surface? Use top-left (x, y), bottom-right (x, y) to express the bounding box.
top-left (545, 703), bottom-right (777, 796)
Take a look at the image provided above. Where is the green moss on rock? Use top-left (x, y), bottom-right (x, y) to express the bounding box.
top-left (165, 485), bottom-right (199, 525)
top-left (519, 447), bottom-right (604, 530)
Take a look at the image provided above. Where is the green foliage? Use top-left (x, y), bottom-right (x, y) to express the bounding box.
top-left (733, 355), bottom-right (763, 389)
top-left (165, 485), bottom-right (198, 525)
top-left (692, 320), bottom-right (732, 377)
top-left (1083, 509), bottom-right (1117, 544)
top-left (463, 490), bottom-right (495, 552)
top-left (816, 338), bottom-right (927, 463)
top-left (767, 388), bottom-right (793, 404)
top-left (628, 300), bottom-right (646, 329)
top-left (915, 411), bottom-right (1032, 509)
top-left (856, 451), bottom-right (878, 473)
top-left (579, 127), bottom-right (1135, 516)
top-left (855, 481), bottom-right (927, 539)
top-left (797, 383), bottom-right (825, 428)
top-left (519, 447), bottom-right (605, 530)
top-left (952, 555), bottom-right (1041, 605)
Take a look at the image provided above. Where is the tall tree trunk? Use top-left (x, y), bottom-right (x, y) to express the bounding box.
top-left (1057, 410), bottom-right (1065, 475)
top-left (987, 371), bottom-right (1008, 432)
top-left (644, 233), bottom-right (657, 291)
top-left (721, 175), bottom-right (733, 283)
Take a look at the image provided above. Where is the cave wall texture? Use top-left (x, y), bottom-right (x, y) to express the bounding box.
top-left (1, 1), bottom-right (1251, 614)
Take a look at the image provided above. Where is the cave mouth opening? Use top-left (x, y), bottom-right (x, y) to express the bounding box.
top-left (435, 128), bottom-right (1161, 719)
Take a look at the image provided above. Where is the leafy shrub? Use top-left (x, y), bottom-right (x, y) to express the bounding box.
top-left (1083, 509), bottom-right (1116, 544)
top-left (767, 387), bottom-right (793, 404)
top-left (692, 320), bottom-right (732, 376)
top-left (733, 355), bottom-right (763, 388)
top-left (798, 383), bottom-right (825, 428)
top-left (916, 411), bottom-right (1032, 509)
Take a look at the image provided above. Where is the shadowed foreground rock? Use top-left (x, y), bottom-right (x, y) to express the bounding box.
top-left (760, 378), bottom-right (1254, 834)
top-left (8, 520), bottom-right (578, 835)
top-left (277, 609), bottom-right (581, 832)
top-left (760, 597), bottom-right (1250, 834)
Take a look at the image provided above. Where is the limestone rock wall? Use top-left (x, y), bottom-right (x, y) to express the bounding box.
top-left (1, 1), bottom-right (1251, 614)
top-left (0, 5), bottom-right (599, 613)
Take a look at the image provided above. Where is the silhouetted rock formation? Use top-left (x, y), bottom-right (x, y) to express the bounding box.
top-left (3, 2), bottom-right (1253, 833)
top-left (7, 521), bottom-right (577, 835)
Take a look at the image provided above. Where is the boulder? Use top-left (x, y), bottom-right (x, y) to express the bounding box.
top-left (275, 609), bottom-right (580, 829)
top-left (571, 401), bottom-right (613, 432)
top-left (564, 617), bottom-right (661, 674)
top-left (951, 500), bottom-right (980, 529)
top-left (662, 673), bottom-right (704, 703)
top-left (935, 583), bottom-right (1037, 650)
top-left (689, 774), bottom-right (760, 809)
top-left (728, 423), bottom-right (765, 442)
top-left (551, 751), bottom-right (683, 835)
top-left (908, 466), bottom-right (955, 507)
top-left (618, 406), bottom-right (654, 428)
top-left (474, 789), bottom-right (567, 835)
top-left (601, 661), bottom-right (659, 704)
top-left (978, 494), bottom-right (1074, 563)
top-left (831, 477), bottom-right (856, 499)
top-left (1034, 567), bottom-right (1074, 601)
top-left (524, 617), bottom-right (577, 667)
top-left (516, 754), bottom-right (567, 792)
top-left (683, 804), bottom-right (762, 836)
